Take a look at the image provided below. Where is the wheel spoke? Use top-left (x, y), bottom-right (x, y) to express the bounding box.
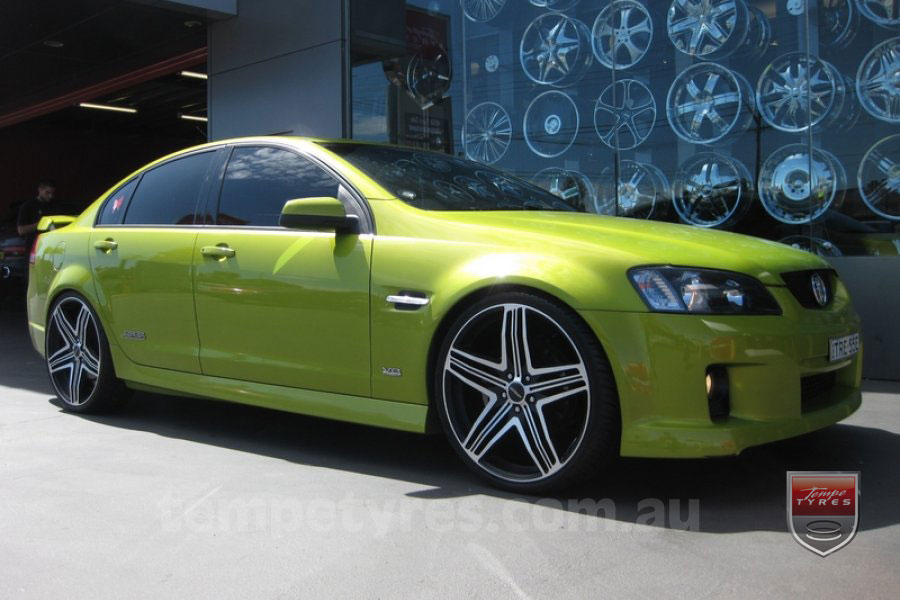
top-left (464, 399), bottom-right (514, 458)
top-left (48, 348), bottom-right (75, 374)
top-left (501, 305), bottom-right (529, 377)
top-left (515, 407), bottom-right (559, 475)
top-left (52, 309), bottom-right (78, 346)
top-left (447, 348), bottom-right (507, 395)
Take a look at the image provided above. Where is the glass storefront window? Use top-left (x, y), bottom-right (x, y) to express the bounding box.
top-left (349, 0), bottom-right (900, 257)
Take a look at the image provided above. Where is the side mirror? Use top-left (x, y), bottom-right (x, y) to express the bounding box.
top-left (37, 215), bottom-right (76, 233)
top-left (279, 197), bottom-right (359, 234)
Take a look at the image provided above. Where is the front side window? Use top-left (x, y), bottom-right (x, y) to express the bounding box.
top-left (96, 178), bottom-right (137, 225)
top-left (123, 151), bottom-right (214, 226)
top-left (216, 146), bottom-right (341, 227)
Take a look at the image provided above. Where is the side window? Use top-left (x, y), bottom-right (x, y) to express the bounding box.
top-left (123, 151), bottom-right (214, 225)
top-left (217, 146), bottom-right (340, 227)
top-left (96, 178), bottom-right (137, 225)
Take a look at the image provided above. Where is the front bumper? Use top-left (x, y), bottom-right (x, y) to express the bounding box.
top-left (579, 286), bottom-right (862, 458)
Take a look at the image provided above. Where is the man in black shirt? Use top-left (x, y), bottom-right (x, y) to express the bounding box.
top-left (17, 180), bottom-right (56, 245)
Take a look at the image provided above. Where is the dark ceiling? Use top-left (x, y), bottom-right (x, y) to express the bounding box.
top-left (0, 0), bottom-right (210, 117)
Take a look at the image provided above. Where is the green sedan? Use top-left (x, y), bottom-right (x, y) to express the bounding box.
top-left (26, 137), bottom-right (862, 492)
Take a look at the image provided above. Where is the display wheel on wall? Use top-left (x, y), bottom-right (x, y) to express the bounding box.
top-left (672, 153), bottom-right (753, 229)
top-left (742, 5), bottom-right (772, 60)
top-left (821, 0), bottom-right (859, 48)
top-left (406, 45), bottom-right (452, 109)
top-left (667, 0), bottom-right (750, 60)
top-left (779, 235), bottom-right (844, 257)
top-left (595, 160), bottom-right (660, 219)
top-left (756, 52), bottom-right (845, 133)
top-left (758, 144), bottom-right (846, 225)
top-left (529, 0), bottom-right (581, 11)
top-left (463, 102), bottom-right (513, 165)
top-left (856, 0), bottom-right (900, 30)
top-left (462, 0), bottom-right (507, 22)
top-left (591, 0), bottom-right (653, 70)
top-left (593, 79), bottom-right (656, 150)
top-left (523, 90), bottom-right (579, 158)
top-left (531, 167), bottom-right (596, 211)
top-left (856, 37), bottom-right (900, 123)
top-left (666, 62), bottom-right (754, 145)
top-left (858, 134), bottom-right (900, 220)
top-left (520, 13), bottom-right (592, 87)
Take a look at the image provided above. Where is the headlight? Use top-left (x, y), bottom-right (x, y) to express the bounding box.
top-left (628, 267), bottom-right (781, 315)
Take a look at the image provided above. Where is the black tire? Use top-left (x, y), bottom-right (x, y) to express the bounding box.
top-left (45, 292), bottom-right (129, 413)
top-left (434, 291), bottom-right (620, 494)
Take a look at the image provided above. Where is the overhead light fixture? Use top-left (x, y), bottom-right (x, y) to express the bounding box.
top-left (180, 70), bottom-right (208, 80)
top-left (179, 114), bottom-right (208, 123)
top-left (43, 40), bottom-right (64, 48)
top-left (78, 102), bottom-right (137, 114)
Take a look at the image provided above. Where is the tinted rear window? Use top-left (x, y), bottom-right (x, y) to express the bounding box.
top-left (96, 179), bottom-right (137, 225)
top-left (124, 151), bottom-right (214, 225)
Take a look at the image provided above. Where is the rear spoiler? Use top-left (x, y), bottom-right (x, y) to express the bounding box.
top-left (37, 215), bottom-right (76, 233)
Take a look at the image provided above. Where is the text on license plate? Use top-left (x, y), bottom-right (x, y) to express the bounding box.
top-left (829, 333), bottom-right (859, 362)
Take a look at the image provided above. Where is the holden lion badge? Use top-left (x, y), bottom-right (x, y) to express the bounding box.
top-left (787, 471), bottom-right (859, 556)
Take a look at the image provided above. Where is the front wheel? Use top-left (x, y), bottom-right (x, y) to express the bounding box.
top-left (435, 292), bottom-right (620, 494)
top-left (45, 292), bottom-right (127, 413)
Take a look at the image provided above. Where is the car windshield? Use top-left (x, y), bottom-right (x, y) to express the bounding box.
top-left (321, 143), bottom-right (577, 212)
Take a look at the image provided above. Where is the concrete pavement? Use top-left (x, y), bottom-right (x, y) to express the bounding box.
top-left (1, 293), bottom-right (898, 599)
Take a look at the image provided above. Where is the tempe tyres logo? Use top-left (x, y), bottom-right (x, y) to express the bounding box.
top-left (787, 472), bottom-right (860, 556)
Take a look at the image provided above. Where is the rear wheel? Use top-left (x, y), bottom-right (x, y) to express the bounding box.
top-left (45, 292), bottom-right (127, 413)
top-left (435, 292), bottom-right (620, 493)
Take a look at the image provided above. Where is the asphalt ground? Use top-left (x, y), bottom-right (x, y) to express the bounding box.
top-left (1, 287), bottom-right (898, 599)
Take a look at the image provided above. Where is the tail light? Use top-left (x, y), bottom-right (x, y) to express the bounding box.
top-left (28, 235), bottom-right (40, 265)
top-left (5, 245), bottom-right (26, 255)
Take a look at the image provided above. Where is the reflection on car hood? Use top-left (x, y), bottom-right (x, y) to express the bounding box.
top-left (433, 210), bottom-right (828, 286)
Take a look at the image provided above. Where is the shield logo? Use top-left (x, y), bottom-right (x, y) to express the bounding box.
top-left (787, 471), bottom-right (860, 556)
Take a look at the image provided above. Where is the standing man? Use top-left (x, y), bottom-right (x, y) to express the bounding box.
top-left (17, 180), bottom-right (56, 245)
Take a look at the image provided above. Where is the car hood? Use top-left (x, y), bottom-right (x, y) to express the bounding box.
top-left (429, 210), bottom-right (828, 286)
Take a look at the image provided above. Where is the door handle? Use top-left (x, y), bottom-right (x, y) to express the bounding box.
top-left (93, 239), bottom-right (118, 252)
top-left (200, 245), bottom-right (236, 259)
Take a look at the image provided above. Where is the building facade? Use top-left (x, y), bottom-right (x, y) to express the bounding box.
top-left (208, 1), bottom-right (900, 379)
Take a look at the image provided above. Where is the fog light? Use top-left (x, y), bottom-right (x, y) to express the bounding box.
top-left (706, 366), bottom-right (730, 421)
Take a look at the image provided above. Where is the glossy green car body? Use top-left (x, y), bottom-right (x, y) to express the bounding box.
top-left (27, 137), bottom-right (862, 459)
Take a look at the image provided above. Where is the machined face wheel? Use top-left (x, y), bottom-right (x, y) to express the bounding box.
top-left (667, 62), bottom-right (753, 144)
top-left (46, 296), bottom-right (102, 406)
top-left (591, 0), bottom-right (653, 70)
top-left (757, 53), bottom-right (843, 132)
top-left (441, 304), bottom-right (591, 484)
top-left (667, 0), bottom-right (749, 59)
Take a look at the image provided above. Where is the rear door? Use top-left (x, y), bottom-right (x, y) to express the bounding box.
top-left (192, 144), bottom-right (372, 396)
top-left (89, 149), bottom-right (220, 372)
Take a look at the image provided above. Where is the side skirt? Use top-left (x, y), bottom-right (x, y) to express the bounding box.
top-left (110, 346), bottom-right (429, 433)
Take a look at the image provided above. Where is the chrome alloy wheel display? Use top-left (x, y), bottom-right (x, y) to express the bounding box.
top-left (462, 0), bottom-right (507, 22)
top-left (442, 304), bottom-right (591, 483)
top-left (594, 79), bottom-right (656, 149)
top-left (520, 13), bottom-right (592, 86)
top-left (46, 297), bottom-right (102, 406)
top-left (406, 46), bottom-right (452, 109)
top-left (779, 235), bottom-right (844, 257)
top-left (756, 53), bottom-right (844, 132)
top-left (463, 102), bottom-right (513, 164)
top-left (523, 90), bottom-right (579, 157)
top-left (821, 0), bottom-right (859, 48)
top-left (758, 144), bottom-right (845, 224)
top-left (666, 63), bottom-right (753, 144)
top-left (529, 0), bottom-right (581, 10)
top-left (667, 0), bottom-right (749, 59)
top-left (858, 134), bottom-right (900, 220)
top-left (595, 160), bottom-right (660, 218)
top-left (673, 153), bottom-right (752, 228)
top-left (591, 0), bottom-right (653, 70)
top-left (856, 37), bottom-right (900, 123)
top-left (531, 167), bottom-right (596, 211)
top-left (856, 0), bottom-right (900, 29)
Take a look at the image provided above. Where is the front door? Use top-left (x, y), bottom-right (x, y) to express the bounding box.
top-left (89, 150), bottom-right (218, 372)
top-left (193, 145), bottom-right (371, 396)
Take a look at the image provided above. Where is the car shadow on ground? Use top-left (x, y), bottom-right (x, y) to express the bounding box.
top-left (4, 299), bottom-right (897, 535)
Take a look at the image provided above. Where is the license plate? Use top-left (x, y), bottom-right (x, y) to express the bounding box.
top-left (829, 333), bottom-right (859, 362)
